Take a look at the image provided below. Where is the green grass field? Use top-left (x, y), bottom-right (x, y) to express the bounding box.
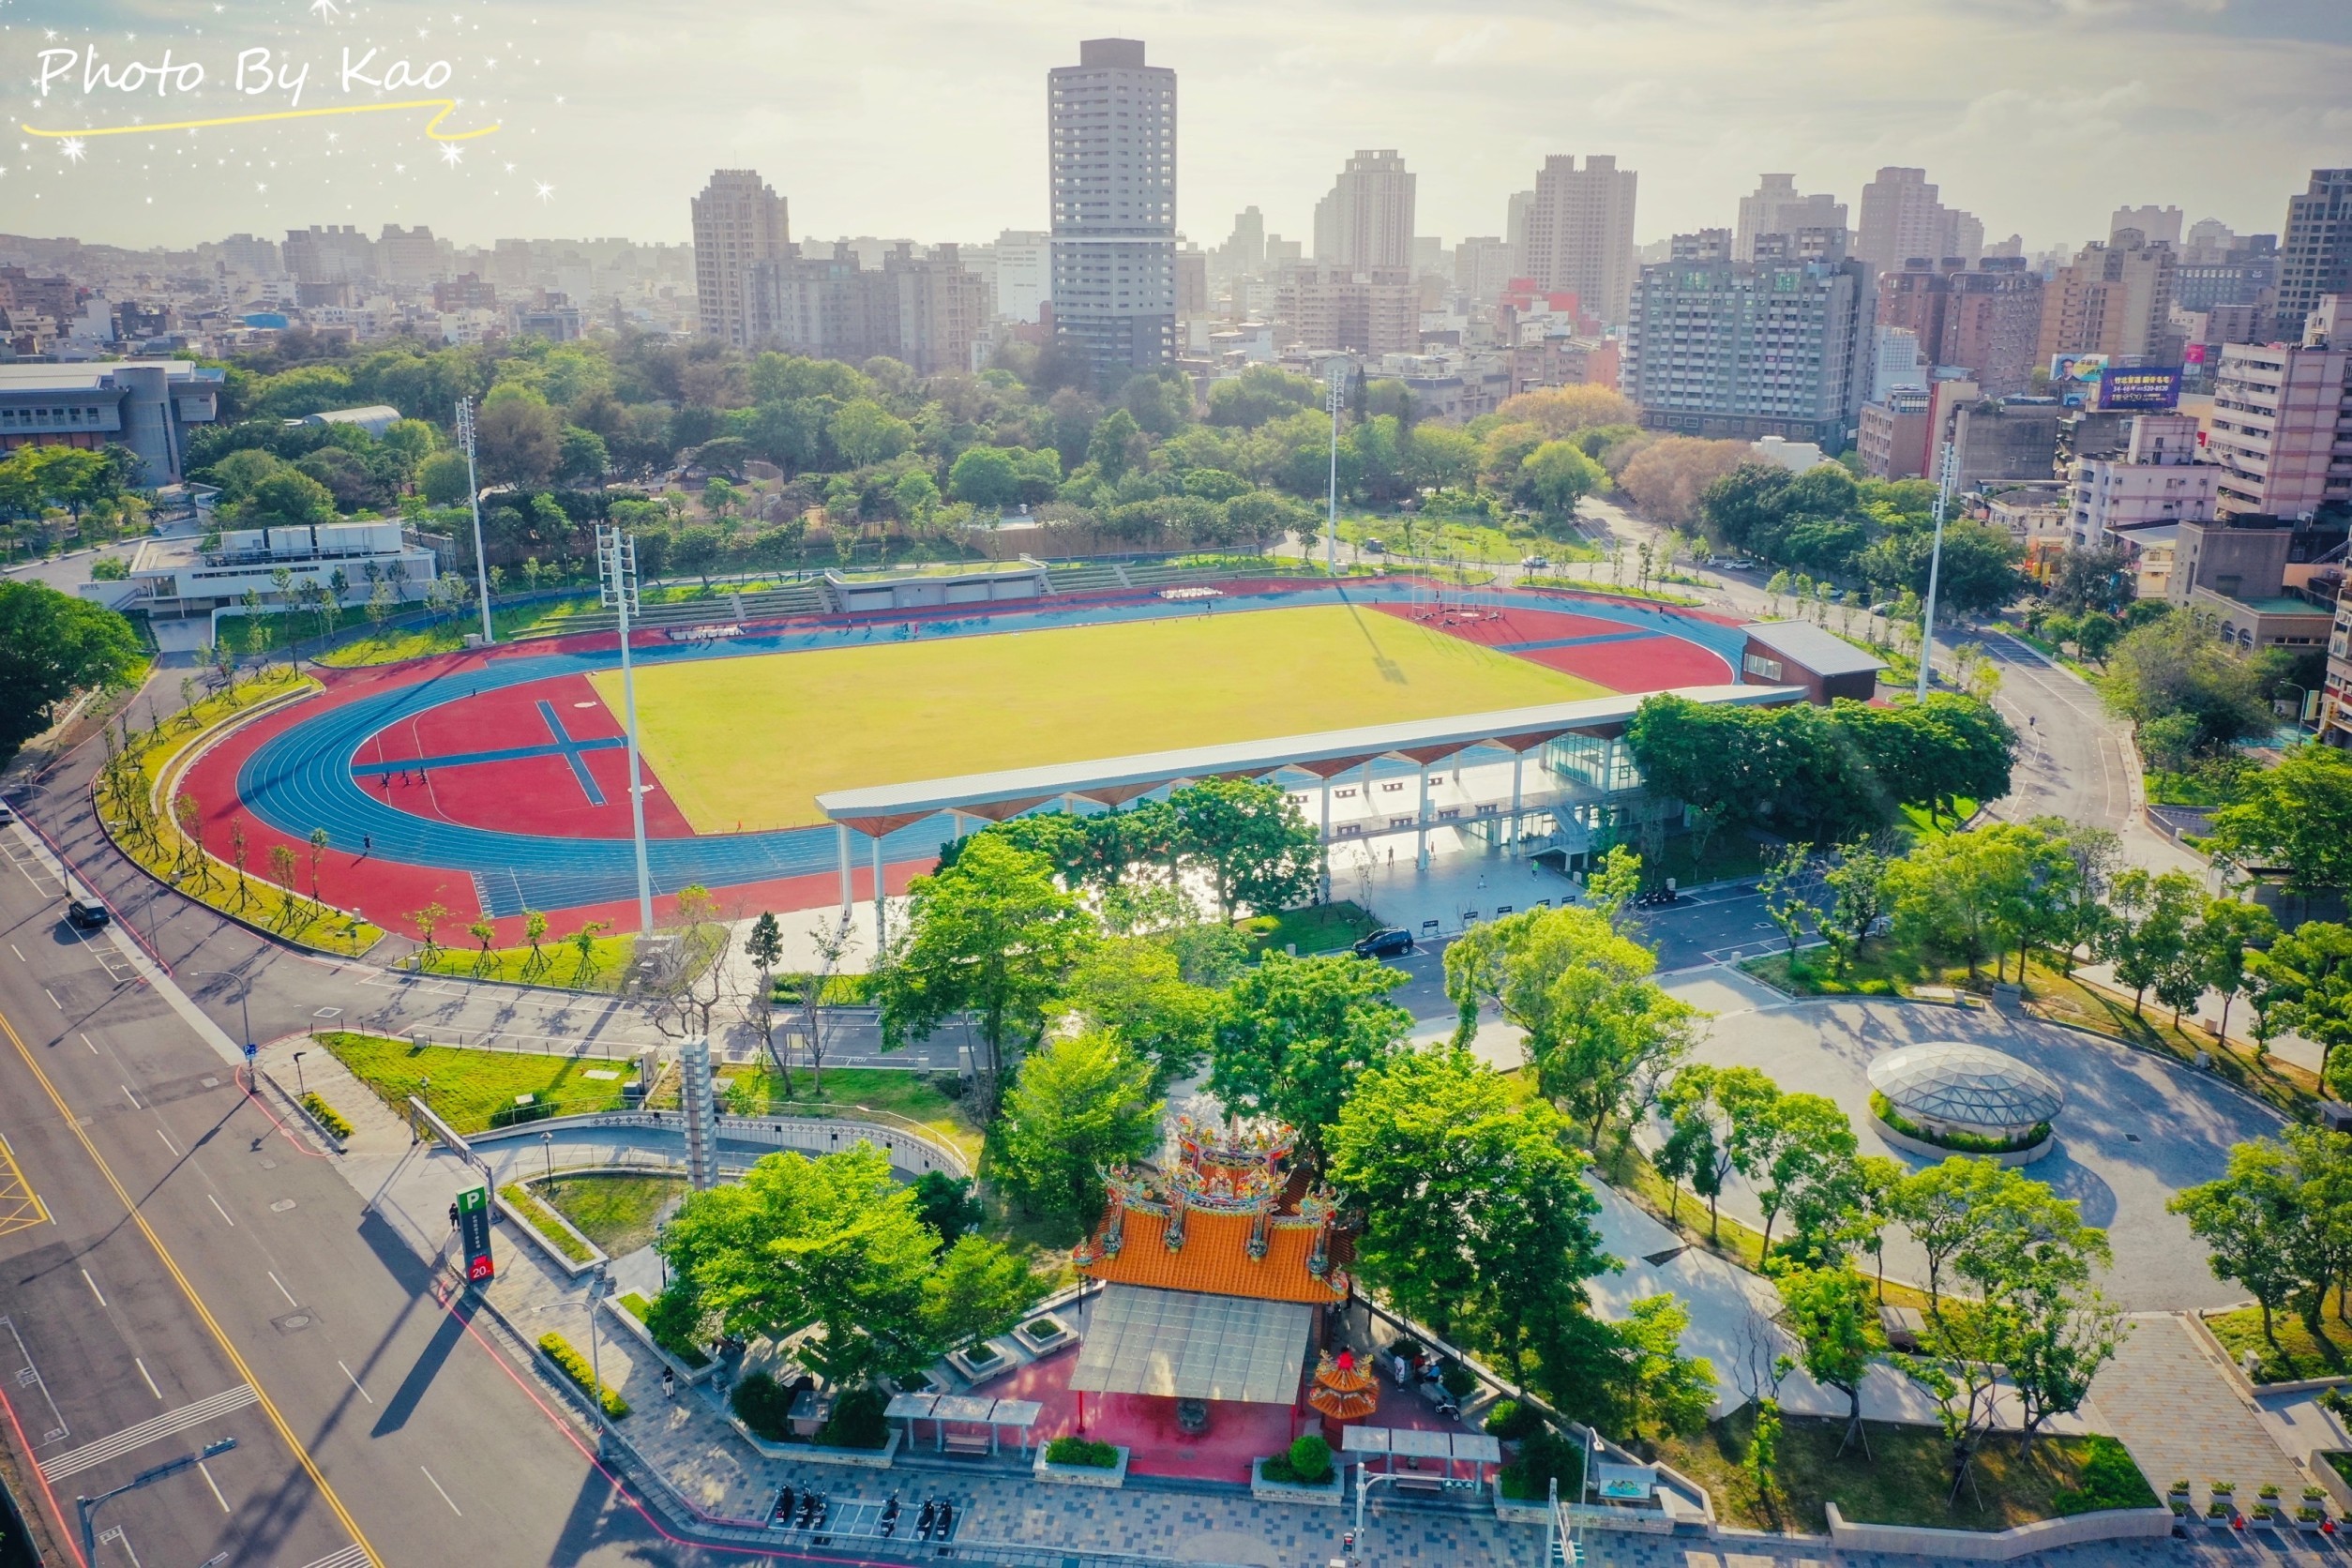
top-left (593, 603), bottom-right (1606, 831)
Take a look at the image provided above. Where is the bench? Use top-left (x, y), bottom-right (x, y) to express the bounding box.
top-left (942, 1430), bottom-right (992, 1456)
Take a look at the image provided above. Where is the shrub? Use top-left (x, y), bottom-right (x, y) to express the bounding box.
top-left (816, 1384), bottom-right (890, 1450)
top-left (537, 1332), bottom-right (628, 1419)
top-left (1262, 1433), bottom-right (1334, 1485)
top-left (1870, 1091), bottom-right (2047, 1154)
top-left (1046, 1436), bottom-right (1119, 1468)
top-left (730, 1371), bottom-right (796, 1441)
top-left (299, 1092), bottom-right (353, 1139)
top-left (1500, 1428), bottom-right (1585, 1501)
top-left (635, 1284), bottom-right (712, 1369)
top-left (2051, 1437), bottom-right (2158, 1515)
top-left (1440, 1359), bottom-right (1478, 1400)
top-left (1484, 1398), bottom-right (1545, 1440)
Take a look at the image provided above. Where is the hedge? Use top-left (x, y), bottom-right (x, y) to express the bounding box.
top-left (1046, 1436), bottom-right (1119, 1468)
top-left (1870, 1090), bottom-right (2048, 1155)
top-left (538, 1331), bottom-right (628, 1419)
top-left (299, 1093), bottom-right (353, 1139)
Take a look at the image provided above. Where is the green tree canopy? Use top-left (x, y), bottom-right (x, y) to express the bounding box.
top-left (1209, 952), bottom-right (1410, 1171)
top-left (2210, 745), bottom-right (2352, 901)
top-left (0, 582), bottom-right (144, 756)
top-left (988, 1031), bottom-right (1162, 1229)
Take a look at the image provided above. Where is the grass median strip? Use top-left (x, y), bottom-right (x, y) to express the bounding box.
top-left (316, 1032), bottom-right (631, 1135)
top-left (501, 1183), bottom-right (594, 1264)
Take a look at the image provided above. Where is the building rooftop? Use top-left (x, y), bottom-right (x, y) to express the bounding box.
top-left (1740, 620), bottom-right (1887, 678)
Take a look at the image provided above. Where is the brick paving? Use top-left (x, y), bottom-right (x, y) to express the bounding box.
top-left (2091, 1314), bottom-right (2310, 1515)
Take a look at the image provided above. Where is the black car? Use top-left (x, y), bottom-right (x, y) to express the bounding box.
top-left (66, 897), bottom-right (110, 929)
top-left (1351, 927), bottom-right (1413, 959)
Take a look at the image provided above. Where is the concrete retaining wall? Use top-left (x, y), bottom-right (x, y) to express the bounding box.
top-left (1823, 1502), bottom-right (2176, 1560)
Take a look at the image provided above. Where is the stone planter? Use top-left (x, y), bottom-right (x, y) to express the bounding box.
top-left (1034, 1444), bottom-right (1128, 1488)
top-left (2203, 1509), bottom-right (2238, 1530)
top-left (1252, 1458), bottom-right (1344, 1507)
top-left (2314, 1455), bottom-right (2352, 1520)
top-left (946, 1340), bottom-right (1016, 1383)
top-left (1012, 1313), bottom-right (1077, 1358)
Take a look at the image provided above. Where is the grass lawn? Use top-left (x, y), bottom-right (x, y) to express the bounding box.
top-left (1243, 901), bottom-right (1380, 956)
top-left (532, 1173), bottom-right (685, 1258)
top-left (708, 1064), bottom-right (979, 1158)
top-left (2203, 1293), bottom-right (2352, 1384)
top-left (320, 1032), bottom-right (634, 1135)
top-left (1655, 1410), bottom-right (2154, 1534)
top-left (591, 602), bottom-right (1607, 832)
top-left (414, 931), bottom-right (641, 992)
top-left (500, 1182), bottom-right (594, 1262)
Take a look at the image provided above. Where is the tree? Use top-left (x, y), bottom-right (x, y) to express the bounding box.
top-left (877, 835), bottom-right (1096, 1117)
top-left (1493, 385), bottom-right (1636, 436)
top-left (1749, 1093), bottom-right (1863, 1262)
top-left (2098, 867), bottom-right (2203, 1017)
top-left (1210, 953), bottom-right (1410, 1172)
top-left (1328, 1048), bottom-right (1610, 1370)
top-left (1610, 1295), bottom-right (1717, 1439)
top-left (475, 385), bottom-right (562, 487)
top-left (1520, 441), bottom-right (1605, 519)
top-left (241, 469), bottom-right (338, 529)
top-left (1820, 840), bottom-right (1893, 972)
top-left (1169, 779), bottom-right (1320, 920)
top-left (988, 1032), bottom-right (1161, 1229)
top-left (2248, 922), bottom-right (2352, 1093)
top-left (657, 1145), bottom-right (944, 1386)
top-left (1059, 937), bottom-right (1221, 1086)
top-left (1661, 1063), bottom-right (1776, 1243)
top-left (0, 582), bottom-right (144, 756)
top-left (2194, 897), bottom-right (2278, 1044)
top-left (417, 449), bottom-right (472, 505)
top-left (2210, 746), bottom-right (2352, 913)
top-left (2173, 1139), bottom-right (2309, 1337)
top-left (1757, 841), bottom-right (1817, 960)
top-left (912, 1171), bottom-right (984, 1250)
top-left (1776, 1265), bottom-right (1874, 1455)
top-left (2101, 611), bottom-right (2270, 752)
top-left (1888, 824), bottom-right (2071, 980)
top-left (920, 1234), bottom-right (1048, 1353)
top-left (744, 911), bottom-right (789, 1095)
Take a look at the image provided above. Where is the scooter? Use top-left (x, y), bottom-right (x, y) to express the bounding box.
top-left (880, 1494), bottom-right (901, 1538)
top-left (915, 1498), bottom-right (939, 1539)
top-left (771, 1485), bottom-right (794, 1527)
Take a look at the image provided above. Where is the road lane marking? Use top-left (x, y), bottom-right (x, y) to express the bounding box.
top-left (337, 1360), bottom-right (372, 1403)
top-left (418, 1464), bottom-right (461, 1515)
top-left (81, 1033), bottom-right (98, 1054)
top-left (36, 1384), bottom-right (258, 1482)
top-left (8, 944), bottom-right (21, 961)
top-left (268, 1271), bottom-right (298, 1308)
top-left (82, 1269), bottom-right (107, 1307)
top-left (205, 1194), bottom-right (234, 1227)
top-left (134, 1357), bottom-right (161, 1399)
top-left (157, 1127), bottom-right (181, 1158)
top-left (197, 1457), bottom-right (231, 1512)
top-left (294, 1546), bottom-right (370, 1568)
top-left (119, 1083), bottom-right (139, 1108)
top-left (43, 988), bottom-right (60, 1011)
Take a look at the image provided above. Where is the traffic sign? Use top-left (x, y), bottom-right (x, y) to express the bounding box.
top-left (457, 1185), bottom-right (494, 1282)
top-left (243, 1042), bottom-right (258, 1062)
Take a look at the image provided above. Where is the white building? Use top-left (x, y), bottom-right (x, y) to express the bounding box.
top-left (84, 520), bottom-right (442, 621)
top-left (2069, 413), bottom-right (2217, 551)
top-left (1853, 166), bottom-right (1982, 276)
top-left (690, 169), bottom-right (791, 348)
top-left (1048, 38), bottom-right (1178, 383)
top-left (992, 229), bottom-right (1052, 324)
top-left (1871, 325), bottom-right (1927, 403)
top-left (1749, 435), bottom-right (1831, 473)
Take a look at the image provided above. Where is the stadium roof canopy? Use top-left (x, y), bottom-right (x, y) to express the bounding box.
top-left (815, 683), bottom-right (1799, 837)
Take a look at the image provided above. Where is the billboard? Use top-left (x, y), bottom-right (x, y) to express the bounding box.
top-left (2049, 353), bottom-right (2108, 408)
top-left (2098, 366), bottom-right (2183, 411)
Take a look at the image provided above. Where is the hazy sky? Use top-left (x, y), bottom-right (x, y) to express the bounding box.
top-left (4, 0), bottom-right (2347, 255)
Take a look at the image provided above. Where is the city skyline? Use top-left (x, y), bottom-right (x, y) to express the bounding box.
top-left (4, 0), bottom-right (2347, 254)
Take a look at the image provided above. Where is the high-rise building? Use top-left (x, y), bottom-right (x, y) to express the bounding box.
top-left (1871, 325), bottom-right (1926, 403)
top-left (1454, 237), bottom-right (1514, 307)
top-left (216, 234), bottom-right (282, 279)
top-left (1048, 38), bottom-right (1178, 385)
top-left (2110, 205), bottom-right (2184, 250)
top-left (2068, 413), bottom-right (2216, 551)
top-left (1505, 189), bottom-right (1536, 279)
top-left (2273, 170), bottom-right (2352, 342)
top-left (1735, 174), bottom-right (1847, 263)
top-left (2037, 231), bottom-right (2177, 366)
top-left (1876, 257), bottom-right (2045, 396)
top-left (1525, 155), bottom-right (1637, 327)
top-left (1621, 229), bottom-right (1876, 446)
top-left (2208, 294), bottom-right (2352, 519)
top-left (1211, 206), bottom-right (1266, 284)
top-left (1852, 167), bottom-right (1982, 278)
top-left (753, 242), bottom-right (988, 374)
top-left (1280, 264), bottom-right (1418, 355)
top-left (2177, 233), bottom-right (2279, 313)
top-left (282, 225), bottom-right (376, 284)
top-left (376, 224), bottom-right (444, 286)
top-left (690, 169), bottom-right (791, 348)
top-left (1312, 150), bottom-right (1416, 271)
top-left (992, 230), bottom-right (1052, 323)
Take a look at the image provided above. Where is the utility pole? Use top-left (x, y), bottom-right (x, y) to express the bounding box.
top-left (1915, 438), bottom-right (1957, 703)
top-left (455, 397), bottom-right (497, 646)
top-left (597, 525), bottom-right (656, 936)
top-left (1325, 364), bottom-right (1345, 579)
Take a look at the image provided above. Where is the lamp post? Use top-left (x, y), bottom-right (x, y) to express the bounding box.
top-left (1324, 365), bottom-right (1346, 579)
top-left (292, 1050), bottom-right (306, 1097)
top-left (76, 1438), bottom-right (235, 1559)
top-left (597, 524), bottom-right (656, 937)
top-left (455, 396), bottom-right (496, 646)
top-left (1915, 440), bottom-right (1958, 703)
top-left (2279, 682), bottom-right (2316, 734)
top-left (541, 1128), bottom-right (555, 1191)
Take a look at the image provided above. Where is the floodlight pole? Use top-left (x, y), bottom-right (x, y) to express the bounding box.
top-left (1325, 365), bottom-right (1345, 579)
top-left (456, 397), bottom-right (495, 645)
top-left (599, 525), bottom-right (656, 936)
top-left (1915, 438), bottom-right (1957, 703)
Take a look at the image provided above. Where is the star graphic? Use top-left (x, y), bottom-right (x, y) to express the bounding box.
top-left (256, 181), bottom-right (267, 192)
top-left (309, 0), bottom-right (340, 17)
top-left (393, 161), bottom-right (406, 173)
top-left (535, 181), bottom-right (554, 203)
top-left (439, 143), bottom-right (464, 167)
top-left (59, 138), bottom-right (86, 163)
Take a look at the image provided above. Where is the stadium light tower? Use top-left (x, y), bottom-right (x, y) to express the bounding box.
top-left (1915, 439), bottom-right (1958, 703)
top-left (597, 525), bottom-right (656, 936)
top-left (1324, 364), bottom-right (1346, 578)
top-left (454, 396), bottom-right (496, 646)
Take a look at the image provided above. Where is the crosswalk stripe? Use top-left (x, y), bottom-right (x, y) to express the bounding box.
top-left (293, 1545), bottom-right (370, 1568)
top-left (37, 1383), bottom-right (257, 1482)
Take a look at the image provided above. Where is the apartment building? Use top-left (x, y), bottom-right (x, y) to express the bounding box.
top-left (1876, 257), bottom-right (2045, 396)
top-left (1525, 155), bottom-right (1638, 327)
top-left (1852, 166), bottom-right (1983, 278)
top-left (1280, 264), bottom-right (1418, 355)
top-left (2274, 170), bottom-right (2352, 343)
top-left (754, 243), bottom-right (990, 375)
top-left (2067, 413), bottom-right (2217, 550)
top-left (2037, 229), bottom-right (2178, 366)
top-left (1314, 151), bottom-right (1417, 272)
top-left (690, 169), bottom-right (792, 349)
top-left (2207, 295), bottom-right (2352, 518)
top-left (1049, 38), bottom-right (1179, 384)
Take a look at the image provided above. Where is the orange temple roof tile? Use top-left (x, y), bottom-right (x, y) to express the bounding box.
top-left (1078, 1207), bottom-right (1347, 1304)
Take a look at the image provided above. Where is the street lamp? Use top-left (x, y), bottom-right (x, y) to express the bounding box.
top-left (292, 1050), bottom-right (307, 1097)
top-left (541, 1128), bottom-right (555, 1191)
top-left (2279, 682), bottom-right (2316, 734)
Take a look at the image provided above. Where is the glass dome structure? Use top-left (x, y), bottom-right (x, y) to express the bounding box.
top-left (1867, 1043), bottom-right (2063, 1139)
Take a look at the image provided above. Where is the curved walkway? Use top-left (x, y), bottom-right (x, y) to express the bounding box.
top-left (225, 580), bottom-right (1746, 918)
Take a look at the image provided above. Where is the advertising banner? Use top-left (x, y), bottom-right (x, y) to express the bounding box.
top-left (2097, 366), bottom-right (2183, 411)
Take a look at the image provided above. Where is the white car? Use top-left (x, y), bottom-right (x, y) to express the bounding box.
top-left (1520, 555), bottom-right (1551, 570)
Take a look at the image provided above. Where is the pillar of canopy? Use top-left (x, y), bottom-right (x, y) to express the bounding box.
top-left (1393, 741), bottom-right (1472, 868)
top-left (1485, 728), bottom-right (1573, 851)
top-left (834, 807), bottom-right (942, 951)
top-left (1287, 753), bottom-right (1386, 900)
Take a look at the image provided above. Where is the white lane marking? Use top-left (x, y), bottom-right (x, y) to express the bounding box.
top-left (337, 1360), bottom-right (372, 1404)
top-left (81, 1269), bottom-right (107, 1307)
top-left (205, 1194), bottom-right (234, 1228)
top-left (119, 1083), bottom-right (139, 1109)
top-left (43, 988), bottom-right (60, 1011)
top-left (157, 1127), bottom-right (180, 1158)
top-left (8, 944), bottom-right (21, 961)
top-left (268, 1271), bottom-right (298, 1308)
top-left (133, 1357), bottom-right (161, 1400)
top-left (419, 1464), bottom-right (461, 1515)
top-left (81, 1033), bottom-right (98, 1055)
top-left (197, 1457), bottom-right (231, 1513)
top-left (294, 1545), bottom-right (370, 1568)
top-left (37, 1385), bottom-right (258, 1482)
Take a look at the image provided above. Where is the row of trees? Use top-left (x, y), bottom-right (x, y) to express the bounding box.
top-left (2175, 1126), bottom-right (2352, 1339)
top-left (1698, 461), bottom-right (2025, 615)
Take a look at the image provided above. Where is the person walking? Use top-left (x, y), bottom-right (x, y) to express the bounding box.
top-left (662, 1366), bottom-right (675, 1400)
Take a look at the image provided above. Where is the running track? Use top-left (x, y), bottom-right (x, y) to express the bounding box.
top-left (213, 581), bottom-right (1745, 926)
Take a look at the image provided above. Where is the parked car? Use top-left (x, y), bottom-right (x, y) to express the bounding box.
top-left (1351, 927), bottom-right (1413, 959)
top-left (0, 801), bottom-right (15, 824)
top-left (1520, 555), bottom-right (1550, 570)
top-left (1362, 537), bottom-right (1385, 553)
top-left (67, 895), bottom-right (110, 930)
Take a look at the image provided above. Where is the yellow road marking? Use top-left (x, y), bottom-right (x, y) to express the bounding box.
top-left (0, 1008), bottom-right (382, 1566)
top-left (0, 1134), bottom-right (47, 1237)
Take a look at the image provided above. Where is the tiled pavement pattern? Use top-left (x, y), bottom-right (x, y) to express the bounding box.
top-left (2091, 1314), bottom-right (2310, 1515)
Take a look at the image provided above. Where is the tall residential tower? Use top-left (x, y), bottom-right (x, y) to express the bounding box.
top-left (691, 170), bottom-right (790, 348)
top-left (1048, 38), bottom-right (1177, 385)
top-left (1525, 155), bottom-right (1638, 326)
top-left (1313, 150), bottom-right (1417, 272)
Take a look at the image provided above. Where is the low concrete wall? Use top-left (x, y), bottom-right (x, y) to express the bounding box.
top-left (1867, 1113), bottom-right (2052, 1168)
top-left (1823, 1502), bottom-right (2176, 1560)
top-left (471, 1107), bottom-right (970, 1179)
